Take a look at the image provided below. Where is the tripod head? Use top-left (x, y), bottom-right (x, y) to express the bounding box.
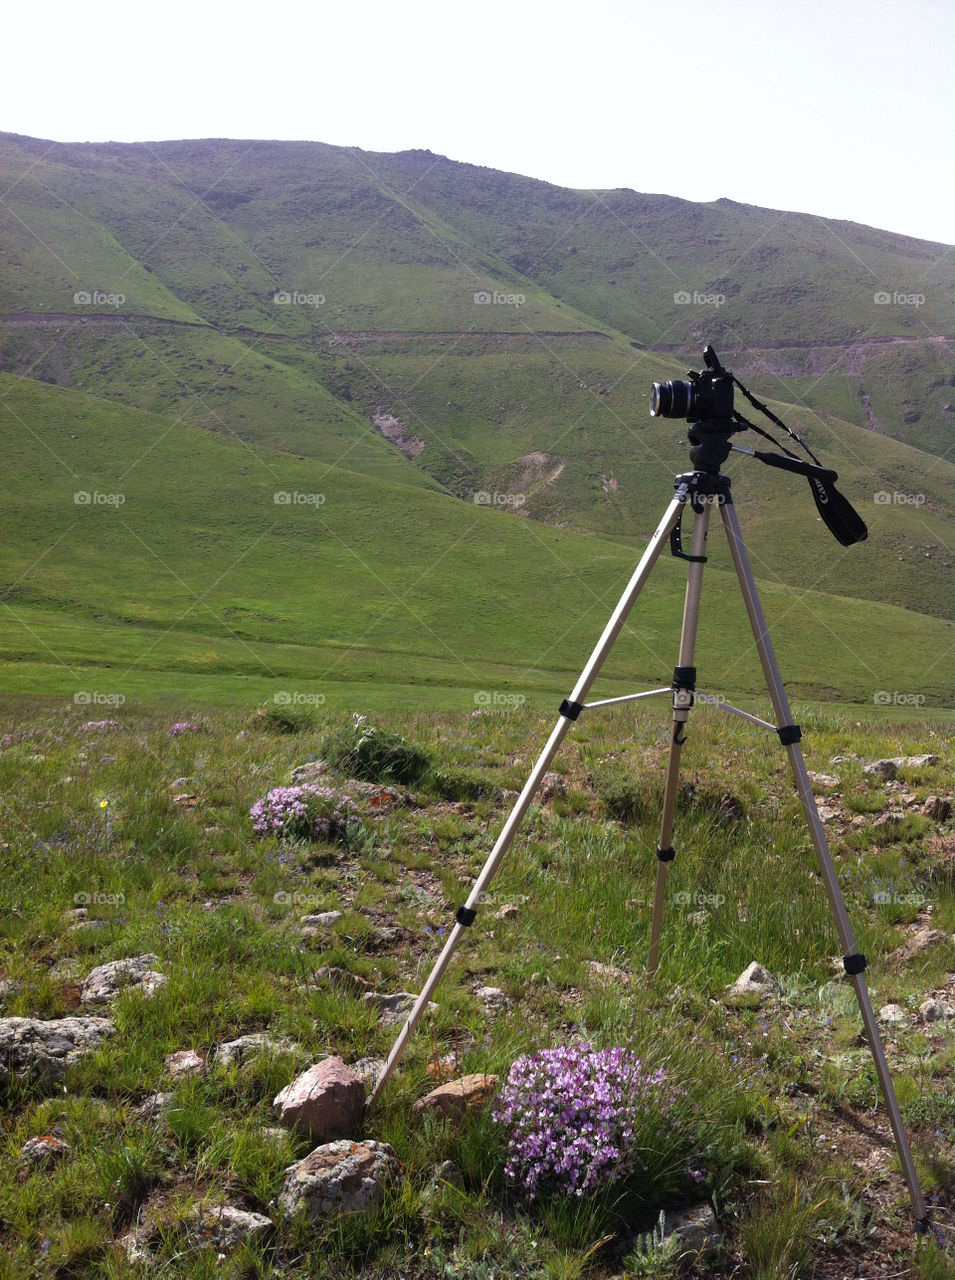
top-left (650, 344), bottom-right (868, 545)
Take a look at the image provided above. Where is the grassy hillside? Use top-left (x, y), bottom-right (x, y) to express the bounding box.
top-left (2, 375), bottom-right (952, 711)
top-left (0, 131), bottom-right (951, 707)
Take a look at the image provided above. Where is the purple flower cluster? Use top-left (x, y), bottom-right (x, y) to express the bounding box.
top-left (250, 784), bottom-right (360, 842)
top-left (168, 721), bottom-right (199, 737)
top-left (494, 1044), bottom-right (669, 1199)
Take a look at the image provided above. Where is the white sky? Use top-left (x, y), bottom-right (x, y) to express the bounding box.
top-left (4, 0), bottom-right (953, 244)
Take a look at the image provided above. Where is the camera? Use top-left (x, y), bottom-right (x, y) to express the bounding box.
top-left (649, 345), bottom-right (734, 421)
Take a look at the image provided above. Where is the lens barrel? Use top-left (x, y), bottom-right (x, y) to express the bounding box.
top-left (649, 380), bottom-right (692, 418)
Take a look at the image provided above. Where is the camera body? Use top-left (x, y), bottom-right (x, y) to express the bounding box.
top-left (649, 345), bottom-right (734, 423)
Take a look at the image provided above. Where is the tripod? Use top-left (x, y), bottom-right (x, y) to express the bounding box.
top-left (368, 442), bottom-right (928, 1230)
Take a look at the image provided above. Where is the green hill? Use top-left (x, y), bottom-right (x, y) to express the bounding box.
top-left (0, 131), bottom-right (951, 707)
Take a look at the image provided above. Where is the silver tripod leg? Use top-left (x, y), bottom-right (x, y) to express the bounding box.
top-left (367, 494), bottom-right (686, 1106)
top-left (647, 501), bottom-right (711, 975)
top-left (719, 500), bottom-right (928, 1227)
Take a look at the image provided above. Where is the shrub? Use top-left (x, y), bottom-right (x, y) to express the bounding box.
top-left (493, 1044), bottom-right (675, 1199)
top-left (249, 784), bottom-right (360, 842)
top-left (256, 702), bottom-right (317, 734)
top-left (429, 766), bottom-right (498, 802)
top-left (322, 714), bottom-right (431, 785)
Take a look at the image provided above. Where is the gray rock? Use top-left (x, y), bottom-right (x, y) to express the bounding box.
top-left (808, 773), bottom-right (840, 791)
top-left (586, 960), bottom-right (630, 985)
top-left (662, 1203), bottom-right (722, 1260)
top-left (184, 1204), bottom-right (272, 1252)
top-left (923, 795), bottom-right (952, 821)
top-left (278, 1139), bottom-right (400, 1224)
top-left (290, 760), bottom-right (329, 785)
top-left (131, 1091), bottom-right (173, 1121)
top-left (864, 760), bottom-right (899, 782)
top-left (539, 771), bottom-right (568, 802)
top-left (475, 985), bottom-right (508, 1010)
top-left (0, 978), bottom-right (23, 1001)
top-left (20, 1135), bottom-right (70, 1166)
top-left (494, 903), bottom-right (519, 920)
top-left (273, 1056), bottom-right (365, 1141)
top-left (164, 1049), bottom-right (205, 1079)
top-left (350, 1057), bottom-right (386, 1088)
top-left (727, 962), bottom-right (780, 998)
top-left (215, 1032), bottom-right (296, 1068)
top-left (362, 991), bottom-right (437, 1027)
top-left (919, 998), bottom-right (955, 1023)
top-left (81, 954), bottom-right (167, 1005)
top-left (879, 1003), bottom-right (909, 1026)
top-left (307, 966), bottom-right (370, 996)
top-left (891, 755), bottom-right (940, 770)
top-left (0, 1015), bottom-right (114, 1082)
top-left (300, 906), bottom-right (343, 926)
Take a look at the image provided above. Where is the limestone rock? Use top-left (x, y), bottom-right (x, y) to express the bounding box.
top-left (278, 1140), bottom-right (399, 1224)
top-left (350, 1057), bottom-right (386, 1089)
top-left (586, 960), bottom-right (630, 985)
top-left (164, 1049), bottom-right (205, 1079)
top-left (864, 760), bottom-right (898, 782)
top-left (184, 1204), bottom-right (272, 1252)
top-left (0, 1015), bottom-right (114, 1082)
top-left (807, 772), bottom-right (840, 792)
top-left (273, 1056), bottom-right (365, 1141)
top-left (919, 998), bottom-right (955, 1023)
top-left (81, 954), bottom-right (167, 1005)
top-left (131, 1091), bottom-right (173, 1121)
top-left (20, 1135), bottom-right (70, 1166)
top-left (411, 1073), bottom-right (499, 1120)
top-left (345, 780), bottom-right (415, 812)
top-left (475, 985), bottom-right (508, 1010)
top-left (891, 755), bottom-right (940, 769)
top-left (727, 962), bottom-right (780, 998)
top-left (892, 926), bottom-right (947, 964)
top-left (300, 911), bottom-right (342, 928)
top-left (362, 991), bottom-right (437, 1027)
top-left (662, 1203), bottom-right (722, 1260)
top-left (290, 760), bottom-right (329, 785)
top-left (539, 772), bottom-right (568, 802)
top-left (923, 796), bottom-right (952, 821)
top-left (494, 903), bottom-right (519, 920)
top-left (879, 1003), bottom-right (909, 1026)
top-left (215, 1032), bottom-right (297, 1068)
top-left (307, 966), bottom-right (370, 996)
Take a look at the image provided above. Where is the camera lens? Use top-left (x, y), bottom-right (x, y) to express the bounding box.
top-left (649, 380), bottom-right (692, 418)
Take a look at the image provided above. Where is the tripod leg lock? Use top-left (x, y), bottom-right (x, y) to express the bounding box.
top-left (456, 905), bottom-right (477, 927)
top-left (656, 845), bottom-right (676, 863)
top-left (842, 952), bottom-right (867, 975)
top-left (776, 723), bottom-right (802, 745)
top-left (559, 699), bottom-right (584, 721)
top-left (673, 665), bottom-right (696, 713)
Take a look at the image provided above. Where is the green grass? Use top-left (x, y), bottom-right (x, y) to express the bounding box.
top-left (0, 697), bottom-right (953, 1275)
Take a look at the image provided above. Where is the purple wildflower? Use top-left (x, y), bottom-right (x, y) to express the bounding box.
top-left (493, 1043), bottom-right (672, 1199)
top-left (250, 784), bottom-right (360, 842)
top-left (168, 721), bottom-right (199, 737)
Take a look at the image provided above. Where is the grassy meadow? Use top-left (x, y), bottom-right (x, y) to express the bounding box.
top-left (0, 695), bottom-right (953, 1276)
